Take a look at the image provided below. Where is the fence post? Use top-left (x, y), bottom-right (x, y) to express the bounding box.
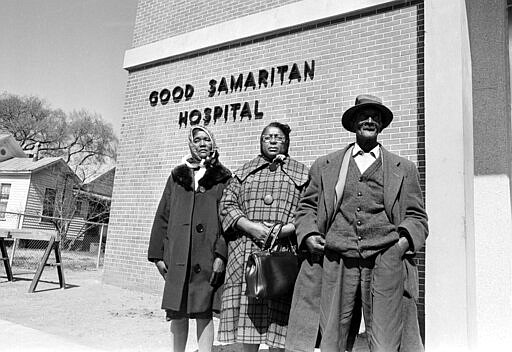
top-left (96, 224), bottom-right (105, 269)
top-left (16, 212), bottom-right (22, 229)
top-left (9, 239), bottom-right (17, 267)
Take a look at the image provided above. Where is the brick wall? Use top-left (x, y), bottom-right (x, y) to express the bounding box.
top-left (105, 0), bottom-right (425, 331)
top-left (132, 0), bottom-right (301, 47)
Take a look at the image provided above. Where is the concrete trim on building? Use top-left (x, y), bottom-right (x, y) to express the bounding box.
top-left (123, 0), bottom-right (399, 70)
top-left (424, 0), bottom-right (476, 350)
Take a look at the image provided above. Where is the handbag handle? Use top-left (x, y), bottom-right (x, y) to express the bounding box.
top-left (266, 223), bottom-right (297, 255)
top-left (267, 223), bottom-right (283, 250)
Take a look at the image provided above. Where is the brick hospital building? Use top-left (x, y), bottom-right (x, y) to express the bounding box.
top-left (103, 1), bottom-right (512, 350)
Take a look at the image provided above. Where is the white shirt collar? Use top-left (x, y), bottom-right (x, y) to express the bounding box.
top-left (352, 143), bottom-right (380, 159)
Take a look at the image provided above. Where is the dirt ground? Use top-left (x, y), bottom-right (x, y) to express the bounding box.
top-left (0, 268), bottom-right (371, 352)
top-left (0, 268), bottom-right (237, 352)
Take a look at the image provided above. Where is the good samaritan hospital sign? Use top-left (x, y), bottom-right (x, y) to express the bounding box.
top-left (148, 60), bottom-right (316, 127)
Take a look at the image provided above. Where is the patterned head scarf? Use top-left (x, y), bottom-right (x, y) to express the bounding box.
top-left (184, 126), bottom-right (219, 168)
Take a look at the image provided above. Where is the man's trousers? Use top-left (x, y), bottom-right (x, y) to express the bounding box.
top-left (320, 242), bottom-right (404, 352)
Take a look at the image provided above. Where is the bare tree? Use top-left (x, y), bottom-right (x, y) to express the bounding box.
top-left (39, 166), bottom-right (111, 249)
top-left (0, 93), bottom-right (117, 181)
top-left (1, 92), bottom-right (116, 248)
top-left (64, 190), bottom-right (111, 251)
top-left (38, 166), bottom-right (79, 245)
top-left (0, 93), bottom-right (67, 151)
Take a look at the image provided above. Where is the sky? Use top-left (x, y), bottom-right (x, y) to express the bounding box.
top-left (0, 0), bottom-right (139, 135)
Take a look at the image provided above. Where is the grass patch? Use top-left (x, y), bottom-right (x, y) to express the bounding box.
top-left (8, 247), bottom-right (103, 271)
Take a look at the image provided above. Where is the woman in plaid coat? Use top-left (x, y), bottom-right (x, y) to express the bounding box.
top-left (218, 122), bottom-right (309, 351)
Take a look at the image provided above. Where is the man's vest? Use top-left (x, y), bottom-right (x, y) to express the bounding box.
top-left (325, 155), bottom-right (398, 258)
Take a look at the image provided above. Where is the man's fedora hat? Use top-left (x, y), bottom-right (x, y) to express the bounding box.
top-left (342, 94), bottom-right (393, 133)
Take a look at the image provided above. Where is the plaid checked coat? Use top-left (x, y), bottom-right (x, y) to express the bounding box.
top-left (218, 155), bottom-right (309, 348)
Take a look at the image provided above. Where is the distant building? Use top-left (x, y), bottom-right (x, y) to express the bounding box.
top-left (0, 156), bottom-right (80, 230)
top-left (0, 135), bottom-right (115, 250)
top-left (76, 168), bottom-right (116, 249)
top-left (82, 167), bottom-right (115, 199)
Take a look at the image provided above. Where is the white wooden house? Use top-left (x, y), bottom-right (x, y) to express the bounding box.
top-left (0, 134), bottom-right (114, 249)
top-left (0, 156), bottom-right (80, 231)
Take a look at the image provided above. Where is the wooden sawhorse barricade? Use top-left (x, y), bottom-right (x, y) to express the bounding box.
top-left (0, 229), bottom-right (65, 293)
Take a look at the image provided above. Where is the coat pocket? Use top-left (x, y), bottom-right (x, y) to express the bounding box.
top-left (162, 236), bottom-right (170, 269)
top-left (403, 257), bottom-right (419, 301)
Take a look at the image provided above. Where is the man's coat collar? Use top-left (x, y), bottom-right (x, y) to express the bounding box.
top-left (320, 143), bottom-right (404, 223)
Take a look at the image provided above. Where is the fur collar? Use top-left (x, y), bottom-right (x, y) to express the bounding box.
top-left (172, 162), bottom-right (231, 191)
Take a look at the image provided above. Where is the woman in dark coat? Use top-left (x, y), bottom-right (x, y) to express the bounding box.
top-left (217, 122), bottom-right (309, 352)
top-left (148, 126), bottom-right (231, 352)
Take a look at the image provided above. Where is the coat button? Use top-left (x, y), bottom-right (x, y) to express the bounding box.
top-left (196, 224), bottom-right (204, 233)
top-left (194, 264), bottom-right (201, 273)
top-left (263, 194), bottom-right (273, 205)
top-left (357, 220), bottom-right (362, 226)
top-left (357, 207), bottom-right (361, 212)
top-left (357, 192), bottom-right (362, 196)
top-left (198, 186), bottom-right (206, 193)
top-left (358, 236), bottom-right (362, 241)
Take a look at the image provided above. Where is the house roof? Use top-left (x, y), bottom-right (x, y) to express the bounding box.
top-left (0, 156), bottom-right (80, 181)
top-left (83, 167), bottom-right (116, 197)
top-left (0, 156), bottom-right (65, 173)
top-left (85, 167), bottom-right (116, 184)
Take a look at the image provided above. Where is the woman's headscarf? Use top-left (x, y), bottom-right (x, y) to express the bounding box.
top-left (182, 127), bottom-right (220, 191)
top-left (183, 125), bottom-right (218, 166)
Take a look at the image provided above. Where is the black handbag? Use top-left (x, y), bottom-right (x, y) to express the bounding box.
top-left (245, 224), bottom-right (299, 299)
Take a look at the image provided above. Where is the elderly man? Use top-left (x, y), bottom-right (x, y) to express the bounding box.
top-left (286, 95), bottom-right (428, 352)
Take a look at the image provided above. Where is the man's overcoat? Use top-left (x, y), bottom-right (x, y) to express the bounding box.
top-left (286, 144), bottom-right (428, 352)
top-left (148, 163), bottom-right (231, 313)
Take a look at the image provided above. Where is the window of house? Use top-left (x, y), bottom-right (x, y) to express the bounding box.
top-left (41, 188), bottom-right (56, 222)
top-left (0, 183), bottom-right (11, 220)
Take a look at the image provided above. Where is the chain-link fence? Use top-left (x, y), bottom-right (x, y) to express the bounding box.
top-left (1, 211), bottom-right (107, 273)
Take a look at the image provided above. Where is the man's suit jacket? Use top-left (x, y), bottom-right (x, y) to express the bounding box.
top-left (285, 144), bottom-right (428, 352)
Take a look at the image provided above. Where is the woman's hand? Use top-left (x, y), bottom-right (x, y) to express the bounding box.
top-left (249, 222), bottom-right (271, 244)
top-left (155, 260), bottom-right (167, 279)
top-left (210, 257), bottom-right (226, 287)
top-left (278, 223), bottom-right (295, 239)
top-left (212, 257), bottom-right (225, 273)
top-left (235, 217), bottom-right (271, 246)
